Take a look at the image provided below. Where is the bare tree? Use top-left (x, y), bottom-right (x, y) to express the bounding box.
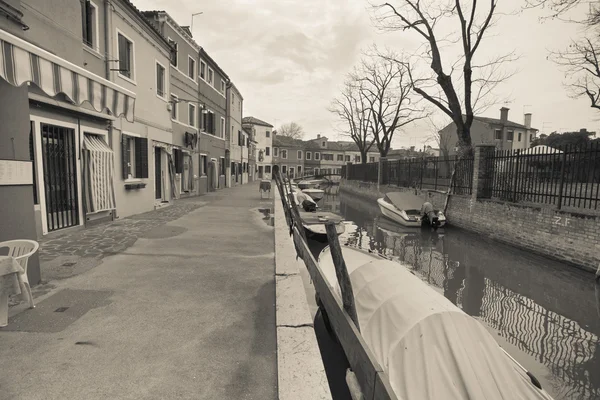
top-left (277, 122), bottom-right (305, 139)
top-left (551, 38), bottom-right (600, 112)
top-left (371, 0), bottom-right (517, 156)
top-left (329, 73), bottom-right (376, 164)
top-left (355, 49), bottom-right (429, 157)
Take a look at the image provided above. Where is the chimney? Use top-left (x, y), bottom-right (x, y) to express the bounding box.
top-left (524, 113), bottom-right (532, 130)
top-left (500, 107), bottom-right (509, 123)
top-left (317, 134), bottom-right (321, 139)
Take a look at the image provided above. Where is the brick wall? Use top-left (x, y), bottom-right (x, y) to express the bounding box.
top-left (340, 179), bottom-right (599, 273)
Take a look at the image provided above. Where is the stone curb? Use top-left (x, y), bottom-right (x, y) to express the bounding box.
top-left (274, 189), bottom-right (332, 400)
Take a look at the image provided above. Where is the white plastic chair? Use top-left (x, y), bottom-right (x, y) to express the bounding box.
top-left (0, 239), bottom-right (39, 309)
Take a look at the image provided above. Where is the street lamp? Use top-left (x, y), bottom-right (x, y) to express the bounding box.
top-left (190, 12), bottom-right (203, 34)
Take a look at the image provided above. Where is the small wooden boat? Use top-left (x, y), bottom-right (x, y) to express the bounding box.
top-left (297, 179), bottom-right (325, 190)
top-left (298, 210), bottom-right (345, 242)
top-left (377, 192), bottom-right (446, 228)
top-left (317, 245), bottom-right (553, 400)
top-left (301, 188), bottom-right (324, 202)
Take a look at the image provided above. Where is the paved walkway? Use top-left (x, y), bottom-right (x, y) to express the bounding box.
top-left (0, 182), bottom-right (277, 400)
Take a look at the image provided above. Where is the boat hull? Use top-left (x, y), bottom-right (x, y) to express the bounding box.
top-left (304, 222), bottom-right (345, 242)
top-left (377, 198), bottom-right (421, 227)
top-left (302, 189), bottom-right (324, 202)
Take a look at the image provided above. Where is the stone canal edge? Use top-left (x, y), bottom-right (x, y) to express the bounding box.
top-left (273, 190), bottom-right (332, 400)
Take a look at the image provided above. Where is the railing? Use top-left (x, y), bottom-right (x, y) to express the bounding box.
top-left (346, 156), bottom-right (474, 195)
top-left (491, 143), bottom-right (600, 210)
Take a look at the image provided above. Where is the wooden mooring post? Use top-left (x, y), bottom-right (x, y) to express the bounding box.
top-left (325, 221), bottom-right (360, 332)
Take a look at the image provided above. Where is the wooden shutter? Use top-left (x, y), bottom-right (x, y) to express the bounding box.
top-left (122, 134), bottom-right (129, 179)
top-left (135, 137), bottom-right (149, 178)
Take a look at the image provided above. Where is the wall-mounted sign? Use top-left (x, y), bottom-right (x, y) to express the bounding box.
top-left (0, 160), bottom-right (33, 186)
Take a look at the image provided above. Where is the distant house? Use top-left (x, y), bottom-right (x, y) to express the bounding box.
top-left (272, 135), bottom-right (305, 178)
top-left (242, 116), bottom-right (274, 179)
top-left (439, 107), bottom-right (539, 156)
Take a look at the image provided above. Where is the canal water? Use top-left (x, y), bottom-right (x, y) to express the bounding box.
top-left (312, 184), bottom-right (600, 400)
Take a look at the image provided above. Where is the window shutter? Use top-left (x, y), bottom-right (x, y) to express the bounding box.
top-left (175, 149), bottom-right (184, 173)
top-left (122, 134), bottom-right (129, 179)
top-left (135, 137), bottom-right (149, 178)
top-left (238, 131), bottom-right (241, 146)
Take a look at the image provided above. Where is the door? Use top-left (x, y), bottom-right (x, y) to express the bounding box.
top-left (289, 167), bottom-right (295, 179)
top-left (207, 161), bottom-right (215, 191)
top-left (155, 148), bottom-right (162, 200)
top-left (258, 165), bottom-right (263, 179)
top-left (40, 123), bottom-right (79, 232)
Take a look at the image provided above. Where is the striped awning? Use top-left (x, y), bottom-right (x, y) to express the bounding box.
top-left (0, 29), bottom-right (136, 122)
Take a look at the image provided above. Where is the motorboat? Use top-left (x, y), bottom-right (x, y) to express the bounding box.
top-left (317, 245), bottom-right (554, 400)
top-left (297, 179), bottom-right (325, 190)
top-left (299, 210), bottom-right (345, 242)
top-left (377, 192), bottom-right (446, 228)
top-left (301, 188), bottom-right (324, 202)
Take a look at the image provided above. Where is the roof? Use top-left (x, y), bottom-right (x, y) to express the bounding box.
top-left (520, 145), bottom-right (563, 154)
top-left (118, 3), bottom-right (170, 50)
top-left (473, 116), bottom-right (535, 130)
top-left (242, 116), bottom-right (273, 127)
top-left (142, 10), bottom-right (201, 53)
top-left (273, 135), bottom-right (304, 148)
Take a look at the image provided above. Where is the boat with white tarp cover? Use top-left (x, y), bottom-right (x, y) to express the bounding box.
top-left (318, 245), bottom-right (554, 400)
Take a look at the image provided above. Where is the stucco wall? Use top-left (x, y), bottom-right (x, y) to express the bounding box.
top-left (0, 80), bottom-right (41, 284)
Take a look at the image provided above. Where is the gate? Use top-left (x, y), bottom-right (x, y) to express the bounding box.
top-left (41, 123), bottom-right (79, 232)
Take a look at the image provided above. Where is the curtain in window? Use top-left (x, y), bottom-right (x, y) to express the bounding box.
top-left (83, 134), bottom-right (116, 213)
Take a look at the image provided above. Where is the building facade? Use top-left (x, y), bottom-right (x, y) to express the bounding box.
top-left (198, 48), bottom-right (228, 191)
top-left (242, 117), bottom-right (273, 180)
top-left (245, 127), bottom-right (257, 182)
top-left (272, 135), bottom-right (305, 179)
top-left (143, 11), bottom-right (201, 199)
top-left (226, 83), bottom-right (246, 186)
top-left (439, 108), bottom-right (539, 156)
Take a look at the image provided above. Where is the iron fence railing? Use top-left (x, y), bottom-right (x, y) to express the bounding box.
top-left (346, 156), bottom-right (474, 195)
top-left (490, 142), bottom-right (600, 210)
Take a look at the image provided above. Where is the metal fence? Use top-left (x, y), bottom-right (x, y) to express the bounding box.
top-left (491, 142), bottom-right (600, 210)
top-left (346, 156), bottom-right (474, 195)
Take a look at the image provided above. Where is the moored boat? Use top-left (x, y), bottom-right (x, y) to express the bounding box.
top-left (377, 192), bottom-right (446, 228)
top-left (301, 188), bottom-right (324, 202)
top-left (299, 210), bottom-right (345, 242)
top-left (297, 179), bottom-right (326, 190)
top-left (317, 245), bottom-right (553, 400)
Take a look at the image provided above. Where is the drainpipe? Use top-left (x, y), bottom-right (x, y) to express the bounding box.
top-left (103, 0), bottom-right (111, 80)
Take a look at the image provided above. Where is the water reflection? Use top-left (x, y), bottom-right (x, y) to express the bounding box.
top-left (319, 184), bottom-right (600, 400)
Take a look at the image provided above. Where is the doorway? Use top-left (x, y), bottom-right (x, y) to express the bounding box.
top-left (40, 123), bottom-right (79, 232)
top-left (155, 147), bottom-right (162, 200)
top-left (258, 165), bottom-right (263, 179)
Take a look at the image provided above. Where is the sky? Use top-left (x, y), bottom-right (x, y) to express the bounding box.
top-left (136, 0), bottom-right (600, 149)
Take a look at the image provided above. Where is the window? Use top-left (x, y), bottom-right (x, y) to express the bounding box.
top-left (168, 38), bottom-right (178, 67)
top-left (265, 147), bottom-right (270, 156)
top-left (494, 129), bottom-right (502, 140)
top-left (117, 32), bottom-right (134, 80)
top-left (298, 150), bottom-right (303, 159)
top-left (170, 94), bottom-right (178, 120)
top-left (315, 152), bottom-right (321, 160)
top-left (518, 132), bottom-right (522, 142)
top-left (203, 110), bottom-right (215, 134)
top-left (274, 147), bottom-right (279, 157)
top-left (281, 149), bottom-right (287, 159)
top-left (219, 117), bottom-right (225, 138)
top-left (199, 60), bottom-right (206, 80)
top-left (188, 56), bottom-right (196, 81)
top-left (530, 134), bottom-right (533, 142)
top-left (189, 104), bottom-right (196, 127)
top-left (355, 155), bottom-right (360, 163)
top-left (220, 157), bottom-right (225, 176)
top-left (345, 155), bottom-right (350, 162)
top-left (221, 79), bottom-right (226, 94)
top-left (306, 151), bottom-right (312, 160)
top-left (200, 155), bottom-right (208, 175)
top-left (121, 134), bottom-right (148, 179)
top-left (208, 67), bottom-right (214, 85)
top-left (232, 93), bottom-right (235, 105)
top-left (506, 131), bottom-right (514, 141)
top-left (82, 0), bottom-right (98, 50)
top-left (337, 154), bottom-right (344, 161)
top-left (282, 165), bottom-right (287, 174)
top-left (369, 156), bottom-right (375, 163)
top-left (266, 131), bottom-right (270, 138)
top-left (156, 61), bottom-right (166, 98)
top-left (265, 165), bottom-right (271, 173)
top-left (323, 153), bottom-right (333, 161)
top-left (322, 141), bottom-right (326, 147)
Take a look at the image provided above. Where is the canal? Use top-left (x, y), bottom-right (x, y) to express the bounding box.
top-left (310, 183), bottom-right (600, 400)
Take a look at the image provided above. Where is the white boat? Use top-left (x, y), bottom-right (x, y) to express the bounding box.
top-left (300, 211), bottom-right (345, 242)
top-left (317, 245), bottom-right (554, 400)
top-left (377, 192), bottom-right (446, 228)
top-left (297, 179), bottom-right (325, 190)
top-left (301, 188), bottom-right (324, 202)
